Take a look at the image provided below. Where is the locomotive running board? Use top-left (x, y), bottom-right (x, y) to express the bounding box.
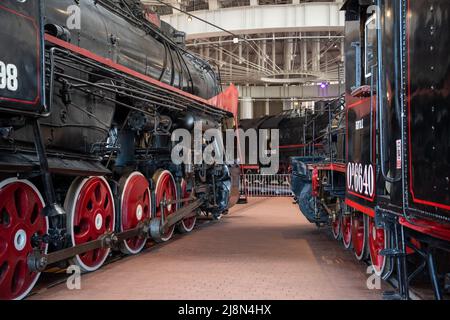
top-left (0, 152), bottom-right (110, 176)
top-left (27, 198), bottom-right (204, 272)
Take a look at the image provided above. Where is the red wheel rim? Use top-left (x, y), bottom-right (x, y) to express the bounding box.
top-left (331, 214), bottom-right (341, 240)
top-left (179, 179), bottom-right (196, 232)
top-left (351, 213), bottom-right (366, 260)
top-left (120, 172), bottom-right (151, 254)
top-left (155, 171), bottom-right (177, 241)
top-left (342, 214), bottom-right (352, 248)
top-left (0, 179), bottom-right (48, 300)
top-left (67, 177), bottom-right (115, 271)
top-left (368, 217), bottom-right (387, 276)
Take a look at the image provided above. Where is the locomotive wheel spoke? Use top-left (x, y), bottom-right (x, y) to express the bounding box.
top-left (177, 179), bottom-right (196, 234)
top-left (0, 179), bottom-right (48, 300)
top-left (351, 212), bottom-right (366, 261)
top-left (65, 177), bottom-right (115, 272)
top-left (119, 172), bottom-right (151, 255)
top-left (368, 217), bottom-right (389, 277)
top-left (153, 170), bottom-right (177, 242)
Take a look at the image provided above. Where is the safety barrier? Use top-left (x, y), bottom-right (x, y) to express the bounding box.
top-left (240, 174), bottom-right (293, 197)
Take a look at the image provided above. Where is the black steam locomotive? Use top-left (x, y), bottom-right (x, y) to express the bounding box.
top-left (238, 98), bottom-right (343, 174)
top-left (0, 0), bottom-right (239, 300)
top-left (291, 0), bottom-right (450, 299)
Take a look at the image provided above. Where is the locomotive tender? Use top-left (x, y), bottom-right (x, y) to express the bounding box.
top-left (291, 0), bottom-right (450, 299)
top-left (0, 0), bottom-right (239, 300)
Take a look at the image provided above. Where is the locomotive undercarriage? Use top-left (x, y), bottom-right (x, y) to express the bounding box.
top-left (0, 37), bottom-right (237, 300)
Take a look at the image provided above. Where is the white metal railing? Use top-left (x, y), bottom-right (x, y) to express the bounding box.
top-left (240, 174), bottom-right (293, 197)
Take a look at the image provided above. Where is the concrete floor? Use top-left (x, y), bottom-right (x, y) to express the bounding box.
top-left (30, 198), bottom-right (387, 300)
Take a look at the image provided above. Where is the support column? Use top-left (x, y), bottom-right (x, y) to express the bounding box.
top-left (215, 38), bottom-right (220, 62)
top-left (284, 37), bottom-right (293, 72)
top-left (265, 99), bottom-right (270, 115)
top-left (250, 0), bottom-right (258, 6)
top-left (283, 100), bottom-right (292, 111)
top-left (208, 0), bottom-right (219, 10)
top-left (238, 41), bottom-right (243, 64)
top-left (240, 97), bottom-right (254, 119)
top-left (302, 37), bottom-right (308, 71)
top-left (205, 46), bottom-right (210, 60)
top-left (219, 37), bottom-right (223, 67)
top-left (272, 33), bottom-right (276, 71)
top-left (229, 41), bottom-right (233, 80)
top-left (262, 39), bottom-right (267, 70)
top-left (246, 44), bottom-right (249, 78)
top-left (312, 35), bottom-right (321, 72)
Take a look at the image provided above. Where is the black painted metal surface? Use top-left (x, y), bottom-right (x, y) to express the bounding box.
top-left (406, 0), bottom-right (450, 215)
top-left (43, 0), bottom-right (220, 100)
top-left (0, 0), bottom-right (45, 114)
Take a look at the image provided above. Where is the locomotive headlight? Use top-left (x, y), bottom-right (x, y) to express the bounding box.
top-left (187, 15), bottom-right (193, 22)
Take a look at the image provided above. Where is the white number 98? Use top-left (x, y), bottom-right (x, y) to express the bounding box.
top-left (0, 61), bottom-right (19, 92)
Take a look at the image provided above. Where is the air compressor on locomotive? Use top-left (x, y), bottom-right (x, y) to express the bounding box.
top-left (291, 0), bottom-right (450, 299)
top-left (0, 0), bottom-right (239, 300)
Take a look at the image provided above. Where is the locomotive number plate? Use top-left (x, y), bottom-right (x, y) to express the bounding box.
top-left (0, 0), bottom-right (44, 113)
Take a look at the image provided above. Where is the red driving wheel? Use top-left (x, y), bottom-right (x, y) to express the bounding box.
top-left (154, 170), bottom-right (177, 242)
top-left (119, 172), bottom-right (151, 254)
top-left (341, 214), bottom-right (352, 249)
top-left (368, 217), bottom-right (389, 276)
top-left (351, 212), bottom-right (366, 260)
top-left (331, 199), bottom-right (342, 240)
top-left (65, 176), bottom-right (115, 272)
top-left (177, 179), bottom-right (196, 234)
top-left (331, 212), bottom-right (341, 240)
top-left (0, 178), bottom-right (48, 300)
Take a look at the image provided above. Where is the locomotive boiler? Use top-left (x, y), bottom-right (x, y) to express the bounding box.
top-left (0, 0), bottom-right (239, 300)
top-left (291, 0), bottom-right (450, 299)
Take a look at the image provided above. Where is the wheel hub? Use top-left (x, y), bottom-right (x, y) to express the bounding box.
top-left (94, 213), bottom-right (103, 231)
top-left (14, 229), bottom-right (27, 252)
top-left (136, 204), bottom-right (143, 221)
